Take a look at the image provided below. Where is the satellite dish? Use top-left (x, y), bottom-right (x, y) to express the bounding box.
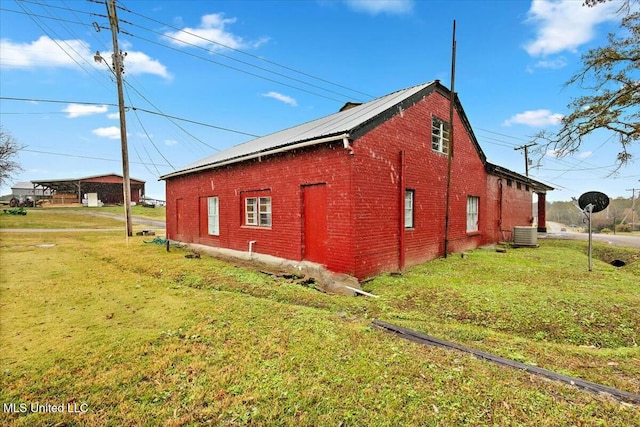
top-left (578, 191), bottom-right (609, 213)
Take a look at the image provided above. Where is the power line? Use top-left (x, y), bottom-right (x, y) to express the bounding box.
top-left (123, 84), bottom-right (175, 170)
top-left (125, 109), bottom-right (167, 176)
top-left (13, 0), bottom-right (104, 86)
top-left (117, 0), bottom-right (374, 100)
top-left (22, 148), bottom-right (171, 167)
top-left (0, 96), bottom-right (259, 137)
top-left (476, 127), bottom-right (531, 143)
top-left (7, 0), bottom-right (372, 104)
top-left (127, 25), bottom-right (367, 103)
top-left (125, 31), bottom-right (350, 104)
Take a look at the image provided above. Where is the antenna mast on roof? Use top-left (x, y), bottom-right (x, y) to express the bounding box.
top-left (444, 20), bottom-right (456, 258)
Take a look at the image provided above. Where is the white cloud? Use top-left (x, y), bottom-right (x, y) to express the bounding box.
top-left (164, 13), bottom-right (265, 51)
top-left (345, 0), bottom-right (414, 15)
top-left (262, 91), bottom-right (297, 107)
top-left (122, 51), bottom-right (172, 79)
top-left (165, 139), bottom-right (179, 146)
top-left (0, 36), bottom-right (171, 79)
top-left (579, 151), bottom-right (593, 159)
top-left (503, 109), bottom-right (564, 127)
top-left (92, 126), bottom-right (121, 140)
top-left (62, 104), bottom-right (108, 118)
top-left (0, 36), bottom-right (91, 69)
top-left (524, 0), bottom-right (619, 57)
top-left (107, 113), bottom-right (120, 120)
top-left (534, 57), bottom-right (568, 70)
top-left (545, 148), bottom-right (562, 158)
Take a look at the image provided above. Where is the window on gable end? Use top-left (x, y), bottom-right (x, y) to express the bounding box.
top-left (431, 116), bottom-right (450, 155)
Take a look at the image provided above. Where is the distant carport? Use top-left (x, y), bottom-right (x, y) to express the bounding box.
top-left (31, 173), bottom-right (145, 205)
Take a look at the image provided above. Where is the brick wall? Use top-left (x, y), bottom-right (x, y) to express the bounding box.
top-left (485, 175), bottom-right (535, 242)
top-left (350, 90), bottom-right (489, 278)
top-left (165, 90), bottom-right (537, 279)
top-left (166, 143), bottom-right (356, 275)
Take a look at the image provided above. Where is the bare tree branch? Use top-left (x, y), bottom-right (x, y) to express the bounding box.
top-left (533, 10), bottom-right (640, 167)
top-left (0, 128), bottom-right (24, 188)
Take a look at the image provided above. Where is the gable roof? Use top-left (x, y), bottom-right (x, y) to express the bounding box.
top-left (160, 81), bottom-right (552, 193)
top-left (162, 81), bottom-right (464, 180)
top-left (11, 182), bottom-right (36, 190)
top-left (30, 174), bottom-right (145, 194)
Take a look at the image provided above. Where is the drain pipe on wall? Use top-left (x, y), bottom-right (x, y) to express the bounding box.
top-left (249, 240), bottom-right (257, 257)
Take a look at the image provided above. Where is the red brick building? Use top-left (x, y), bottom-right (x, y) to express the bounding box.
top-left (161, 81), bottom-right (552, 279)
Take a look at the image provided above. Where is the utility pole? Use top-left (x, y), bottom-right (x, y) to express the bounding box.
top-left (514, 143), bottom-right (536, 177)
top-left (626, 187), bottom-right (638, 232)
top-left (103, 0), bottom-right (132, 237)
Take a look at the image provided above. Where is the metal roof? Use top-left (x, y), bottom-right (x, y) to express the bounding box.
top-left (30, 174), bottom-right (145, 194)
top-left (11, 182), bottom-right (35, 190)
top-left (159, 81), bottom-right (553, 193)
top-left (31, 173), bottom-right (145, 184)
top-left (161, 81), bottom-right (436, 179)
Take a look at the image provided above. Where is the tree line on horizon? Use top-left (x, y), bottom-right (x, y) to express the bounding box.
top-left (546, 196), bottom-right (640, 232)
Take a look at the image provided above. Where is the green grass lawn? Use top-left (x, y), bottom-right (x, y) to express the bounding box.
top-left (97, 205), bottom-right (167, 220)
top-left (0, 206), bottom-right (165, 229)
top-left (0, 211), bottom-right (638, 426)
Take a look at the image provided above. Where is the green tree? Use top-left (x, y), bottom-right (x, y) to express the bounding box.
top-left (0, 128), bottom-right (23, 188)
top-left (535, 4), bottom-right (639, 165)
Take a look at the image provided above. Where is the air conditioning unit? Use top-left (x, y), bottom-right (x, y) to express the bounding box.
top-left (513, 226), bottom-right (538, 247)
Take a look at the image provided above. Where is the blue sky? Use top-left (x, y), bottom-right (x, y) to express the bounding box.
top-left (1, 0), bottom-right (638, 201)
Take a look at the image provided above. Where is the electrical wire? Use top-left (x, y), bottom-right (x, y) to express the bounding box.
top-left (123, 84), bottom-right (174, 171)
top-left (13, 0), bottom-right (104, 87)
top-left (0, 96), bottom-right (259, 137)
top-left (117, 0), bottom-right (375, 100)
top-left (22, 148), bottom-right (171, 168)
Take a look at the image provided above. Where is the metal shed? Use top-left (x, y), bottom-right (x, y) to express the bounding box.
top-left (31, 173), bottom-right (145, 205)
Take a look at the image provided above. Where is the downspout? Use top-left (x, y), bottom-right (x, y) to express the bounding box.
top-left (498, 178), bottom-right (504, 241)
top-left (399, 150), bottom-right (406, 271)
top-left (342, 136), bottom-right (354, 155)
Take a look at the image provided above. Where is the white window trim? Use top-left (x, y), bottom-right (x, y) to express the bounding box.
top-left (259, 197), bottom-right (272, 227)
top-left (405, 190), bottom-right (414, 229)
top-left (432, 116), bottom-right (450, 154)
top-left (245, 196), bottom-right (271, 227)
top-left (207, 196), bottom-right (219, 235)
top-left (467, 196), bottom-right (479, 232)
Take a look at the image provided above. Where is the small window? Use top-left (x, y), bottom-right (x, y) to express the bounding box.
top-left (207, 197), bottom-right (219, 235)
top-left (259, 197), bottom-right (272, 227)
top-left (467, 196), bottom-right (479, 232)
top-left (517, 182), bottom-right (522, 190)
top-left (507, 179), bottom-right (513, 187)
top-left (405, 190), bottom-right (414, 229)
top-left (431, 116), bottom-right (450, 154)
top-left (245, 196), bottom-right (271, 227)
